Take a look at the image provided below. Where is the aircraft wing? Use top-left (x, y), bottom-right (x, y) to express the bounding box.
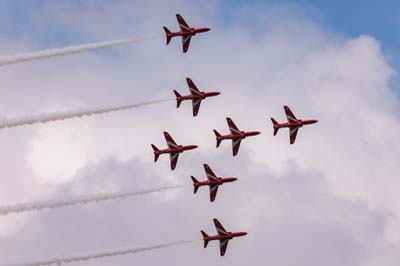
top-left (284, 105), bottom-right (298, 123)
top-left (214, 218), bottom-right (229, 256)
top-left (182, 35), bottom-right (192, 53)
top-left (232, 138), bottom-right (242, 156)
top-left (204, 164), bottom-right (218, 181)
top-left (226, 117), bottom-right (240, 134)
top-left (214, 218), bottom-right (228, 235)
top-left (186, 78), bottom-right (201, 95)
top-left (192, 98), bottom-right (202, 116)
top-left (219, 239), bottom-right (229, 256)
top-left (169, 152), bottom-right (180, 170)
top-left (176, 14), bottom-right (191, 31)
top-left (209, 184), bottom-right (219, 202)
top-left (289, 126), bottom-right (300, 144)
top-left (164, 131), bottom-right (178, 149)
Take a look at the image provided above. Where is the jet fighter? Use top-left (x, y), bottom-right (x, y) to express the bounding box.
top-left (163, 14), bottom-right (210, 53)
top-left (151, 131), bottom-right (198, 170)
top-left (174, 77), bottom-right (220, 117)
top-left (271, 105), bottom-right (318, 144)
top-left (191, 164), bottom-right (237, 202)
top-left (213, 118), bottom-right (261, 156)
top-left (201, 218), bottom-right (247, 256)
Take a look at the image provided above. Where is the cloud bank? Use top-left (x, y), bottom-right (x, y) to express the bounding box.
top-left (0, 1), bottom-right (399, 266)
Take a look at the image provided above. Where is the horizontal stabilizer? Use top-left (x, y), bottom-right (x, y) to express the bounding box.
top-left (163, 26), bottom-right (172, 45)
top-left (151, 144), bottom-right (160, 162)
top-left (213, 130), bottom-right (222, 147)
top-left (271, 118), bottom-right (279, 136)
top-left (201, 230), bottom-right (209, 248)
top-left (174, 90), bottom-right (182, 108)
top-left (191, 176), bottom-right (200, 194)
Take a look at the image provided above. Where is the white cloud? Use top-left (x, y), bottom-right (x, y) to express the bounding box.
top-left (0, 1), bottom-right (399, 265)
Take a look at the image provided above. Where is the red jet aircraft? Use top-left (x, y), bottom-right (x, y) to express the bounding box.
top-left (151, 131), bottom-right (198, 170)
top-left (191, 164), bottom-right (237, 202)
top-left (174, 77), bottom-right (220, 117)
top-left (214, 118), bottom-right (261, 156)
top-left (271, 105), bottom-right (318, 144)
top-left (163, 14), bottom-right (210, 53)
top-left (201, 218), bottom-right (247, 256)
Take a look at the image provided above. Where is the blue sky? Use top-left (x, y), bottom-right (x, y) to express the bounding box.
top-left (216, 0), bottom-right (400, 92)
top-left (1, 0), bottom-right (399, 68)
top-left (220, 0), bottom-right (400, 67)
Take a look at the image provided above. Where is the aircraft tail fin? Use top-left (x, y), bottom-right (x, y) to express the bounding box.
top-left (191, 176), bottom-right (200, 194)
top-left (174, 90), bottom-right (182, 108)
top-left (151, 144), bottom-right (160, 162)
top-left (201, 231), bottom-right (210, 248)
top-left (163, 27), bottom-right (172, 45)
top-left (213, 130), bottom-right (222, 147)
top-left (271, 118), bottom-right (280, 136)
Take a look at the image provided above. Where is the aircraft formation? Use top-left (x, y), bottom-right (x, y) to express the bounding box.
top-left (152, 14), bottom-right (319, 256)
top-left (1, 13), bottom-right (320, 263)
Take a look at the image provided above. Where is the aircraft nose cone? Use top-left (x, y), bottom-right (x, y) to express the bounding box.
top-left (205, 28), bottom-right (211, 32)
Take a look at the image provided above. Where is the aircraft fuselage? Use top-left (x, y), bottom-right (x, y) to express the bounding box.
top-left (197, 177), bottom-right (237, 187)
top-left (204, 232), bottom-right (248, 242)
top-left (218, 131), bottom-right (261, 140)
top-left (168, 27), bottom-right (210, 38)
top-left (177, 91), bottom-right (220, 101)
top-left (274, 119), bottom-right (318, 128)
top-left (157, 145), bottom-right (198, 155)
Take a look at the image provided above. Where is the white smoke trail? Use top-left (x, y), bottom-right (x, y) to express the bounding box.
top-left (9, 240), bottom-right (194, 266)
top-left (0, 185), bottom-right (183, 216)
top-left (0, 35), bottom-right (160, 66)
top-left (0, 99), bottom-right (171, 130)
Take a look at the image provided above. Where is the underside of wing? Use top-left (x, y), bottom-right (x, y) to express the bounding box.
top-left (219, 239), bottom-right (229, 256)
top-left (284, 105), bottom-right (298, 123)
top-left (186, 78), bottom-right (201, 95)
top-left (176, 14), bottom-right (191, 31)
top-left (209, 184), bottom-right (219, 202)
top-left (232, 138), bottom-right (242, 156)
top-left (204, 164), bottom-right (218, 181)
top-left (213, 218), bottom-right (228, 235)
top-left (164, 131), bottom-right (178, 148)
top-left (182, 35), bottom-right (192, 53)
top-left (226, 117), bottom-right (240, 134)
top-left (289, 126), bottom-right (299, 144)
top-left (192, 98), bottom-right (202, 116)
top-left (169, 152), bottom-right (180, 170)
